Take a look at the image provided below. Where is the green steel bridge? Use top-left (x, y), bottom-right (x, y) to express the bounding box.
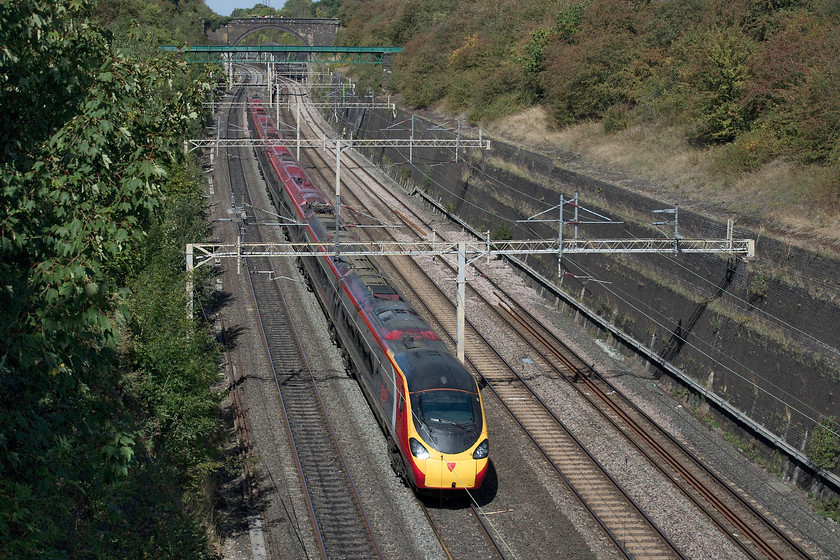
top-left (160, 45), bottom-right (402, 64)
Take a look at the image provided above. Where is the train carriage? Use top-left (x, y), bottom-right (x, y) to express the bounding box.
top-left (247, 97), bottom-right (489, 491)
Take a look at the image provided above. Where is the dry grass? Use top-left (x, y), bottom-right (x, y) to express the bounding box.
top-left (486, 106), bottom-right (840, 255)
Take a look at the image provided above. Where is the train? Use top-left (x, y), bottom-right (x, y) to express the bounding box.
top-left (247, 97), bottom-right (489, 492)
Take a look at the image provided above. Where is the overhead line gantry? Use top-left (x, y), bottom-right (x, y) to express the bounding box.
top-left (189, 57), bottom-right (756, 361)
top-left (187, 235), bottom-right (754, 362)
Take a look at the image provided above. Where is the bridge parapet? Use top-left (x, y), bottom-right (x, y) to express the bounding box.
top-left (207, 17), bottom-right (339, 46)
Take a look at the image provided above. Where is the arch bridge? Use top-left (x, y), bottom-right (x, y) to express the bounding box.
top-left (206, 17), bottom-right (339, 46)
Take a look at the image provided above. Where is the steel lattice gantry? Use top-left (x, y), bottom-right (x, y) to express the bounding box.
top-left (187, 238), bottom-right (754, 269)
top-left (185, 137), bottom-right (490, 152)
top-left (160, 45), bottom-right (403, 64)
top-left (186, 237), bottom-right (755, 361)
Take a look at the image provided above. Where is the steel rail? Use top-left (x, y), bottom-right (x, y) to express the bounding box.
top-left (219, 313), bottom-right (258, 503)
top-left (223, 73), bottom-right (382, 559)
top-left (500, 296), bottom-right (775, 558)
top-left (224, 75), bottom-right (326, 559)
top-left (470, 504), bottom-right (514, 560)
top-left (224, 76), bottom-right (327, 559)
top-left (493, 293), bottom-right (817, 560)
top-left (289, 104), bottom-right (683, 560)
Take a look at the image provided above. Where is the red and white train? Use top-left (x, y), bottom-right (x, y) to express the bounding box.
top-left (247, 97), bottom-right (489, 492)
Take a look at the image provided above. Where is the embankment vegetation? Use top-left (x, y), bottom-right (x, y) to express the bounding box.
top-left (1, 0), bottom-right (224, 556)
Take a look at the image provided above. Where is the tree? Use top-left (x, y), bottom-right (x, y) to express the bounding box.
top-left (281, 0), bottom-right (315, 18)
top-left (231, 3), bottom-right (281, 18)
top-left (0, 1), bottom-right (211, 555)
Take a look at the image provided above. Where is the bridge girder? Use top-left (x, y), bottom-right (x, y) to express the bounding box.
top-left (160, 45), bottom-right (402, 65)
top-left (206, 17), bottom-right (339, 46)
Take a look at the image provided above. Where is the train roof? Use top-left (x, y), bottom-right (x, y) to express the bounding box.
top-left (395, 349), bottom-right (477, 394)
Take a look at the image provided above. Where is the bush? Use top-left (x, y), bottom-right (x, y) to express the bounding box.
top-left (543, 32), bottom-right (639, 125)
top-left (714, 125), bottom-right (785, 172)
top-left (491, 223), bottom-right (513, 241)
top-left (808, 417), bottom-right (840, 471)
top-left (556, 2), bottom-right (587, 43)
top-left (688, 32), bottom-right (755, 145)
top-left (603, 104), bottom-right (633, 132)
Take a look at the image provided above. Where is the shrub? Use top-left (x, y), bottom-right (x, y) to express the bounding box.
top-left (714, 125), bottom-right (785, 172)
top-left (688, 32), bottom-right (755, 145)
top-left (808, 417), bottom-right (840, 471)
top-left (556, 2), bottom-right (588, 43)
top-left (491, 223), bottom-right (513, 241)
top-left (603, 104), bottom-right (633, 132)
top-left (743, 11), bottom-right (840, 164)
top-left (543, 32), bottom-right (639, 125)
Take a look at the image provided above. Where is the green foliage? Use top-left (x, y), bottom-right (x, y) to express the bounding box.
top-left (811, 495), bottom-right (840, 523)
top-left (520, 28), bottom-right (551, 74)
top-left (556, 1), bottom-right (588, 43)
top-left (282, 0), bottom-right (316, 18)
top-left (515, 28), bottom-right (550, 101)
top-left (231, 3), bottom-right (283, 17)
top-left (743, 11), bottom-right (840, 164)
top-left (491, 223), bottom-right (513, 241)
top-left (95, 0), bottom-right (217, 46)
top-left (747, 270), bottom-right (769, 300)
top-left (230, 0), bottom-right (340, 19)
top-left (688, 32), bottom-right (754, 145)
top-left (386, 0), bottom-right (459, 46)
top-left (338, 0), bottom-right (840, 166)
top-left (390, 31), bottom-right (450, 107)
top-left (602, 104), bottom-right (632, 132)
top-left (808, 416), bottom-right (840, 471)
top-left (314, 0), bottom-right (344, 18)
top-left (545, 31), bottom-right (639, 124)
top-left (0, 0), bottom-right (219, 556)
top-left (125, 169), bottom-right (223, 499)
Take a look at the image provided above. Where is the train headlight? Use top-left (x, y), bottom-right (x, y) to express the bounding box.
top-left (409, 438), bottom-right (430, 459)
top-left (472, 439), bottom-right (489, 460)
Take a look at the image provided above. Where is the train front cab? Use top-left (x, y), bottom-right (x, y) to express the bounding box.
top-left (408, 427), bottom-right (489, 491)
top-left (393, 349), bottom-right (489, 492)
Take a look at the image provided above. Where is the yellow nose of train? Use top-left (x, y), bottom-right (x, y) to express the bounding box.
top-left (417, 451), bottom-right (489, 490)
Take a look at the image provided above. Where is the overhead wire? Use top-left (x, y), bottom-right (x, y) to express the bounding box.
top-left (292, 73), bottom-right (840, 545)
top-left (321, 75), bottom-right (839, 439)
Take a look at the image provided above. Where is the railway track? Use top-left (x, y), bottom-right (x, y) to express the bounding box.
top-left (244, 264), bottom-right (381, 559)
top-left (328, 100), bottom-right (818, 558)
top-left (222, 72), bottom-right (382, 559)
top-left (494, 291), bottom-right (816, 560)
top-left (389, 251), bottom-right (683, 560)
top-left (275, 76), bottom-right (820, 560)
top-left (407, 236), bottom-right (815, 560)
top-left (277, 79), bottom-right (682, 559)
top-left (269, 80), bottom-right (516, 560)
